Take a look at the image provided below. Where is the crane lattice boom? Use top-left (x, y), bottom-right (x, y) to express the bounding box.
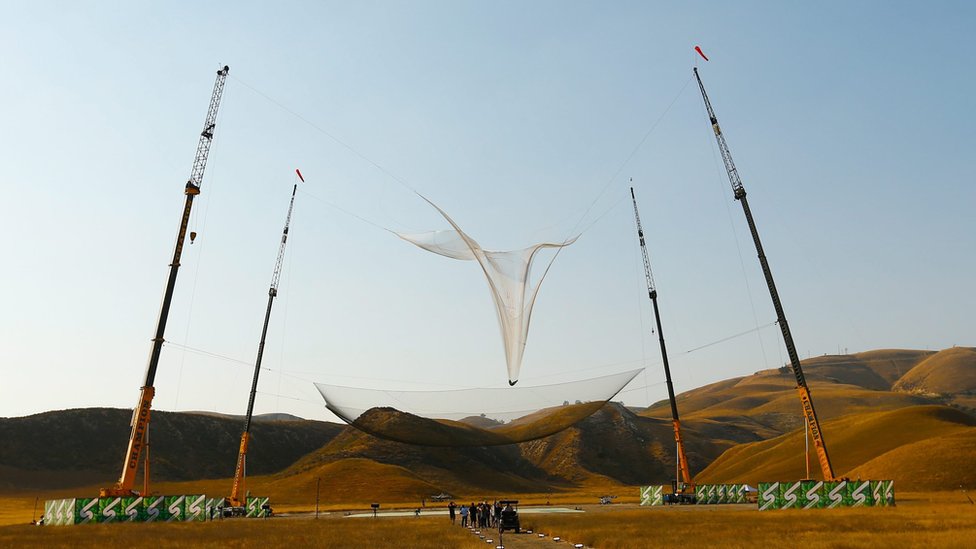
top-left (630, 186), bottom-right (693, 490)
top-left (693, 67), bottom-right (835, 480)
top-left (101, 65), bottom-right (230, 498)
top-left (229, 182), bottom-right (299, 508)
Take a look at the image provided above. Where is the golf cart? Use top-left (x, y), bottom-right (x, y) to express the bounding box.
top-left (498, 500), bottom-right (520, 533)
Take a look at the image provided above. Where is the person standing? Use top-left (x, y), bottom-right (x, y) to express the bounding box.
top-left (448, 501), bottom-right (457, 525)
top-left (459, 502), bottom-right (468, 527)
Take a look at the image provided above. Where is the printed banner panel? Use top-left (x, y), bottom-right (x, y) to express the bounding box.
top-left (165, 495), bottom-right (187, 522)
top-left (758, 480), bottom-right (895, 510)
top-left (639, 485), bottom-right (665, 506)
top-left (246, 496), bottom-right (270, 518)
top-left (144, 496), bottom-right (165, 522)
top-left (185, 495), bottom-right (206, 522)
top-left (99, 497), bottom-right (125, 523)
top-left (692, 484), bottom-right (751, 505)
top-left (43, 499), bottom-right (76, 526)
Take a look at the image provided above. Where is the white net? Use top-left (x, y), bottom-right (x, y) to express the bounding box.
top-left (398, 197), bottom-right (578, 385)
top-left (315, 369), bottom-right (642, 446)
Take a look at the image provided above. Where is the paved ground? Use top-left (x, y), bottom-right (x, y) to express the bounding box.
top-left (457, 526), bottom-right (581, 549)
top-left (343, 506), bottom-right (584, 519)
top-left (327, 506), bottom-right (589, 548)
top-left (277, 505), bottom-right (603, 547)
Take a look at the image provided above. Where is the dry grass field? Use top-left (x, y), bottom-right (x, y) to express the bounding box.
top-left (2, 491), bottom-right (974, 548)
top-left (0, 515), bottom-right (484, 548)
top-left (514, 492), bottom-right (976, 549)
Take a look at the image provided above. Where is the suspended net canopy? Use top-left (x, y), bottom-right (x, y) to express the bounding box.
top-left (315, 369), bottom-right (642, 446)
top-left (398, 196), bottom-right (578, 385)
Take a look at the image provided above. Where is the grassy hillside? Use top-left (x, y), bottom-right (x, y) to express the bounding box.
top-left (893, 347), bottom-right (976, 400)
top-left (847, 429), bottom-right (976, 490)
top-left (695, 405), bottom-right (976, 487)
top-left (643, 349), bottom-right (940, 440)
top-left (265, 403), bottom-right (732, 504)
top-left (5, 346), bottom-right (972, 501)
top-left (0, 408), bottom-right (342, 491)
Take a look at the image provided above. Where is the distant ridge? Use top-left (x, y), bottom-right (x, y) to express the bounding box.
top-left (3, 346), bottom-right (973, 497)
top-left (186, 411), bottom-right (309, 422)
top-left (0, 408), bottom-right (341, 491)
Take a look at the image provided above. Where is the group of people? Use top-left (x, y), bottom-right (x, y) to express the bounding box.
top-left (447, 500), bottom-right (503, 528)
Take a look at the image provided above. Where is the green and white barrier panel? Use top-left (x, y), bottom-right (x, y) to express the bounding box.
top-left (641, 484), bottom-right (752, 505)
top-left (639, 485), bottom-right (666, 506)
top-left (43, 494), bottom-right (261, 525)
top-left (758, 480), bottom-right (894, 510)
top-left (694, 483), bottom-right (749, 504)
top-left (246, 496), bottom-right (270, 518)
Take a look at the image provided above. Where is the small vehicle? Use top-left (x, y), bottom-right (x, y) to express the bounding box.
top-left (498, 500), bottom-right (520, 533)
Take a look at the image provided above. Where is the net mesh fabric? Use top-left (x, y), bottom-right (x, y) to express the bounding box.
top-left (315, 369), bottom-right (641, 446)
top-left (398, 197), bottom-right (577, 385)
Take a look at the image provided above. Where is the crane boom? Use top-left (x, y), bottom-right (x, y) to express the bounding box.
top-left (101, 65), bottom-right (230, 498)
top-left (229, 182), bottom-right (299, 507)
top-left (630, 186), bottom-right (693, 489)
top-left (693, 67), bottom-right (835, 481)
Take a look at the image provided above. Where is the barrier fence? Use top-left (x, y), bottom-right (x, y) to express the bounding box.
top-left (640, 481), bottom-right (893, 509)
top-left (640, 484), bottom-right (753, 506)
top-left (758, 480), bottom-right (894, 510)
top-left (43, 495), bottom-right (270, 525)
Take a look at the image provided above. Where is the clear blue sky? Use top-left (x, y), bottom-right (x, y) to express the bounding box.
top-left (1, 1), bottom-right (973, 420)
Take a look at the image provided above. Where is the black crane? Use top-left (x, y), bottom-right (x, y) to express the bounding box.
top-left (228, 180), bottom-right (299, 509)
top-left (630, 186), bottom-right (694, 500)
top-left (693, 67), bottom-right (835, 481)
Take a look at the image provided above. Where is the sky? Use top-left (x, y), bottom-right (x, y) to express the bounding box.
top-left (1, 1), bottom-right (973, 422)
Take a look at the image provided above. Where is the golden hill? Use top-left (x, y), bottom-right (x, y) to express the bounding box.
top-left (695, 405), bottom-right (976, 487)
top-left (643, 349), bottom-right (939, 440)
top-left (261, 403), bottom-right (720, 505)
top-left (893, 346), bottom-right (976, 399)
top-left (848, 429), bottom-right (976, 490)
top-left (344, 401), bottom-right (606, 447)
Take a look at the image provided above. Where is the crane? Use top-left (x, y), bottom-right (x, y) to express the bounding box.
top-left (101, 65), bottom-right (230, 498)
top-left (630, 186), bottom-right (694, 501)
top-left (227, 179), bottom-right (300, 511)
top-left (693, 67), bottom-right (835, 481)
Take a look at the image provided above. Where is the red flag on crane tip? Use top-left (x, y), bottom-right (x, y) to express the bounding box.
top-left (695, 46), bottom-right (709, 61)
top-left (295, 168), bottom-right (305, 183)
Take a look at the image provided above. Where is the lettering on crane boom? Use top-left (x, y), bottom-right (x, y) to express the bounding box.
top-left (797, 388), bottom-right (822, 442)
top-left (127, 397), bottom-right (152, 470)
